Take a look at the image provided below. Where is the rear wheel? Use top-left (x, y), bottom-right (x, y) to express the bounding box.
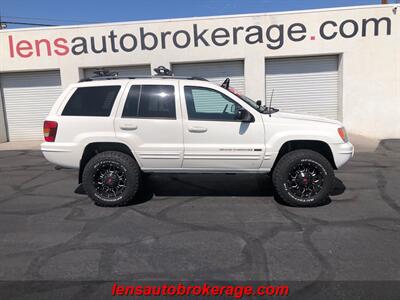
top-left (82, 151), bottom-right (140, 207)
top-left (272, 150), bottom-right (334, 207)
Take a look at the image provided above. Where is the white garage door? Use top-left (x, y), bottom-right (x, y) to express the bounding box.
top-left (1, 71), bottom-right (62, 141)
top-left (173, 61), bottom-right (245, 94)
top-left (265, 56), bottom-right (339, 119)
top-left (84, 65), bottom-right (151, 78)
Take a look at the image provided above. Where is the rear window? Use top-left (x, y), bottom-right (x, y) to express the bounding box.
top-left (122, 85), bottom-right (175, 119)
top-left (62, 86), bottom-right (120, 116)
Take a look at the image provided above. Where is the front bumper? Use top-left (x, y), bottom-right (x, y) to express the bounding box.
top-left (331, 142), bottom-right (354, 168)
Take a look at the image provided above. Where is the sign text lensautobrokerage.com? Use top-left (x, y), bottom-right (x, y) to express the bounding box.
top-left (6, 17), bottom-right (392, 58)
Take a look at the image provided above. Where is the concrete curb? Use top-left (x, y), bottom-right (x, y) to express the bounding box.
top-left (0, 140), bottom-right (42, 151)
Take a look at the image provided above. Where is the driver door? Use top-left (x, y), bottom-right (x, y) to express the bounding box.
top-left (180, 82), bottom-right (265, 170)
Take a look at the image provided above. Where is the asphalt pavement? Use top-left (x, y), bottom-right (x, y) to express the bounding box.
top-left (0, 140), bottom-right (399, 299)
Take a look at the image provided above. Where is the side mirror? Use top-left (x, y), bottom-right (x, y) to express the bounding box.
top-left (256, 100), bottom-right (262, 106)
top-left (235, 108), bottom-right (254, 123)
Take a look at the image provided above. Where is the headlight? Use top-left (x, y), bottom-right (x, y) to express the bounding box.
top-left (337, 127), bottom-right (348, 142)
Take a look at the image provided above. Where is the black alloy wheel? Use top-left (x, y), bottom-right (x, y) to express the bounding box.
top-left (285, 161), bottom-right (325, 200)
top-left (93, 162), bottom-right (128, 200)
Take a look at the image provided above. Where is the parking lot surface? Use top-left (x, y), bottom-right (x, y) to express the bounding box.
top-left (0, 140), bottom-right (399, 299)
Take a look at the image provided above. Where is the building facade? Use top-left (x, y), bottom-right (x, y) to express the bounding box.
top-left (0, 4), bottom-right (399, 142)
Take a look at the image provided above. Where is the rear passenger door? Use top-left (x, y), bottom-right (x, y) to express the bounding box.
top-left (114, 80), bottom-right (183, 170)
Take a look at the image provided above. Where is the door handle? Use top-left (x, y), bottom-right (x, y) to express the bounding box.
top-left (188, 126), bottom-right (207, 133)
top-left (120, 124), bottom-right (138, 131)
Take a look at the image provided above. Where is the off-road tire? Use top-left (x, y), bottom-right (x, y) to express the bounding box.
top-left (82, 151), bottom-right (140, 207)
top-left (272, 150), bottom-right (334, 207)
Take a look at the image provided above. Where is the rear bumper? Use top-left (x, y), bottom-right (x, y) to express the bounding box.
top-left (41, 142), bottom-right (81, 169)
top-left (331, 142), bottom-right (354, 168)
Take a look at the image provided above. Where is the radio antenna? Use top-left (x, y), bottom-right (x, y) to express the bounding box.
top-left (268, 89), bottom-right (275, 117)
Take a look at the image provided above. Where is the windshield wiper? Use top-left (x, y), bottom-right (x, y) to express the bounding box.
top-left (258, 105), bottom-right (267, 112)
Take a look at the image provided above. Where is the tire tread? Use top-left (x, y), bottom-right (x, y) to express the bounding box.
top-left (272, 149), bottom-right (334, 207)
top-left (82, 151), bottom-right (140, 207)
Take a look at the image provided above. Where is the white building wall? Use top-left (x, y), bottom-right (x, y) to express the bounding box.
top-left (0, 4), bottom-right (399, 139)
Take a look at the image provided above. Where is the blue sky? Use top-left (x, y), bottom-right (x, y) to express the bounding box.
top-left (0, 0), bottom-right (396, 29)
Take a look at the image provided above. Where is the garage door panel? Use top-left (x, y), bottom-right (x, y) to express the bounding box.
top-left (271, 88), bottom-right (338, 94)
top-left (84, 65), bottom-right (151, 78)
top-left (267, 77), bottom-right (338, 84)
top-left (1, 71), bottom-right (62, 141)
top-left (0, 93), bottom-right (6, 142)
top-left (1, 73), bottom-right (61, 86)
top-left (266, 57), bottom-right (338, 75)
top-left (266, 56), bottom-right (339, 120)
top-left (173, 61), bottom-right (245, 94)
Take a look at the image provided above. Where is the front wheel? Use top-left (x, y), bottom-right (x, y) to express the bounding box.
top-left (82, 151), bottom-right (140, 207)
top-left (272, 150), bottom-right (334, 207)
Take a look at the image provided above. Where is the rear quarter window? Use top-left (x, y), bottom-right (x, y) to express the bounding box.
top-left (62, 86), bottom-right (121, 116)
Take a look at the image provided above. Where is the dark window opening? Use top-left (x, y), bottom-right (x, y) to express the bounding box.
top-left (62, 86), bottom-right (120, 117)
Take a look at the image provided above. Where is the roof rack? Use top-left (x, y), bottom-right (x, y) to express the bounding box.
top-left (79, 75), bottom-right (208, 82)
top-left (78, 66), bottom-right (208, 82)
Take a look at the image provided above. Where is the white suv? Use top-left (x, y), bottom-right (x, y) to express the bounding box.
top-left (41, 70), bottom-right (354, 207)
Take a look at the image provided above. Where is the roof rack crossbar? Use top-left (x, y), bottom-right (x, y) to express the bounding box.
top-left (79, 75), bottom-right (208, 82)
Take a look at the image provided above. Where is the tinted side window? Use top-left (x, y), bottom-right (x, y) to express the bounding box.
top-left (62, 86), bottom-right (120, 116)
top-left (139, 85), bottom-right (175, 118)
top-left (122, 85), bottom-right (140, 118)
top-left (122, 85), bottom-right (175, 119)
top-left (184, 86), bottom-right (240, 121)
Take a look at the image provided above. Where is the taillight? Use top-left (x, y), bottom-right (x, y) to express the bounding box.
top-left (338, 127), bottom-right (348, 143)
top-left (43, 121), bottom-right (58, 142)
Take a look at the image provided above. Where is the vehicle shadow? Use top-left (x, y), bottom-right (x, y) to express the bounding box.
top-left (75, 174), bottom-right (346, 207)
top-left (330, 176), bottom-right (346, 196)
top-left (134, 173), bottom-right (274, 201)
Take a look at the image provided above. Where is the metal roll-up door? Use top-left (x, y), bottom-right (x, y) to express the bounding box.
top-left (0, 92), bottom-right (7, 142)
top-left (173, 61), bottom-right (245, 94)
top-left (265, 56), bottom-right (339, 119)
top-left (1, 70), bottom-right (62, 141)
top-left (84, 65), bottom-right (151, 78)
